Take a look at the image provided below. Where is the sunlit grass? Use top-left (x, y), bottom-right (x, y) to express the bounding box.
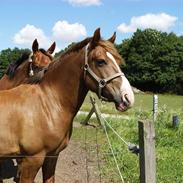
top-left (80, 92), bottom-right (183, 115)
top-left (73, 93), bottom-right (183, 183)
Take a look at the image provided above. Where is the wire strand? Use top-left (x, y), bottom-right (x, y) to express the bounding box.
top-left (101, 115), bottom-right (129, 147)
top-left (102, 119), bottom-right (125, 183)
top-left (95, 127), bottom-right (102, 183)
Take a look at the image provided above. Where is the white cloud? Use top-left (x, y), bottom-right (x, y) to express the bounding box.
top-left (52, 20), bottom-right (87, 45)
top-left (13, 20), bottom-right (87, 51)
top-left (13, 24), bottom-right (51, 48)
top-left (65, 0), bottom-right (102, 6)
top-left (117, 13), bottom-right (178, 33)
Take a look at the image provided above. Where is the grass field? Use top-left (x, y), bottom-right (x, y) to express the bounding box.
top-left (80, 93), bottom-right (183, 115)
top-left (73, 93), bottom-right (183, 183)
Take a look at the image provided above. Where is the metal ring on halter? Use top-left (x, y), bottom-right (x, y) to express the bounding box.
top-left (84, 64), bottom-right (89, 71)
top-left (99, 79), bottom-right (106, 88)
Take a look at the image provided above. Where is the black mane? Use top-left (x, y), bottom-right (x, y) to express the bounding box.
top-left (6, 51), bottom-right (31, 79)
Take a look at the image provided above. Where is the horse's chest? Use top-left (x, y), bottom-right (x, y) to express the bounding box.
top-left (43, 116), bottom-right (73, 153)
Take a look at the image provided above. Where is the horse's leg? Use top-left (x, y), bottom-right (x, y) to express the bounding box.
top-left (14, 158), bottom-right (22, 183)
top-left (19, 152), bottom-right (45, 183)
top-left (42, 154), bottom-right (59, 183)
top-left (0, 160), bottom-right (4, 183)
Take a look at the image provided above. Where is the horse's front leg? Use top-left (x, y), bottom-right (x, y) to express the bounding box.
top-left (42, 153), bottom-right (59, 183)
top-left (19, 151), bottom-right (45, 183)
top-left (0, 160), bottom-right (3, 183)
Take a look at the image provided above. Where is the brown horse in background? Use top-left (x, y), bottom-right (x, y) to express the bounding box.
top-left (0, 28), bottom-right (134, 183)
top-left (0, 39), bottom-right (55, 182)
top-left (0, 39), bottom-right (56, 90)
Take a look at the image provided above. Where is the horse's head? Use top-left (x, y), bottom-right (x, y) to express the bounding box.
top-left (31, 39), bottom-right (56, 67)
top-left (28, 39), bottom-right (56, 76)
top-left (84, 28), bottom-right (134, 112)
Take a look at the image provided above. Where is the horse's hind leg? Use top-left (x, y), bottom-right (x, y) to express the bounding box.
top-left (19, 152), bottom-right (45, 183)
top-left (42, 154), bottom-right (59, 183)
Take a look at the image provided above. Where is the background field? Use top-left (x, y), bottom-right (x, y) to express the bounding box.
top-left (73, 93), bottom-right (183, 183)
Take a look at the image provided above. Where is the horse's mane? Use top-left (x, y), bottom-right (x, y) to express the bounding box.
top-left (61, 37), bottom-right (92, 57)
top-left (98, 40), bottom-right (125, 65)
top-left (6, 51), bottom-right (31, 79)
top-left (43, 37), bottom-right (125, 81)
top-left (61, 37), bottom-right (125, 65)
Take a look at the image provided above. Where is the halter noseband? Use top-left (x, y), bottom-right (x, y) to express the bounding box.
top-left (84, 44), bottom-right (124, 101)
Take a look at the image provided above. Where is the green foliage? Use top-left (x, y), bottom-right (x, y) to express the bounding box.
top-left (54, 42), bottom-right (76, 58)
top-left (0, 47), bottom-right (30, 78)
top-left (117, 29), bottom-right (183, 94)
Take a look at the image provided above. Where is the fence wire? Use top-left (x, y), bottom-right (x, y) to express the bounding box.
top-left (101, 116), bottom-right (125, 183)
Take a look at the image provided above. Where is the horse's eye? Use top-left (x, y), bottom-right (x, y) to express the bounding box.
top-left (96, 59), bottom-right (106, 67)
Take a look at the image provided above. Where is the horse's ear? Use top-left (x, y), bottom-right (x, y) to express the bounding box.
top-left (108, 32), bottom-right (116, 43)
top-left (32, 39), bottom-right (39, 53)
top-left (90, 28), bottom-right (101, 48)
top-left (47, 42), bottom-right (56, 54)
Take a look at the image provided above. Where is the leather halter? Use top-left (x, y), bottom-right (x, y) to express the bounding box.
top-left (28, 52), bottom-right (34, 76)
top-left (84, 44), bottom-right (124, 101)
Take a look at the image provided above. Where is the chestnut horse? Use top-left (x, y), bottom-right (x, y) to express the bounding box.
top-left (0, 39), bottom-right (55, 182)
top-left (0, 28), bottom-right (134, 183)
top-left (0, 39), bottom-right (56, 90)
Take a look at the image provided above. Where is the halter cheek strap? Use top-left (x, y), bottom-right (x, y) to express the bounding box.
top-left (84, 44), bottom-right (123, 101)
top-left (28, 52), bottom-right (34, 76)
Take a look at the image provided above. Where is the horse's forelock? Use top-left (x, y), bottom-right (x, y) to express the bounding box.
top-left (39, 48), bottom-right (53, 60)
top-left (98, 40), bottom-right (125, 65)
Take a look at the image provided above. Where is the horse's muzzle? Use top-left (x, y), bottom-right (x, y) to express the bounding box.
top-left (114, 91), bottom-right (134, 112)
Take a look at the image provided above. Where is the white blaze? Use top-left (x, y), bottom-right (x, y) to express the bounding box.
top-left (106, 52), bottom-right (134, 107)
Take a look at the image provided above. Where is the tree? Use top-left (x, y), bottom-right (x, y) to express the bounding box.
top-left (116, 29), bottom-right (183, 94)
top-left (0, 47), bottom-right (30, 78)
top-left (54, 42), bottom-right (76, 58)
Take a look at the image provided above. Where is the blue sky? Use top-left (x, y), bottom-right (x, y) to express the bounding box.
top-left (0, 0), bottom-right (183, 52)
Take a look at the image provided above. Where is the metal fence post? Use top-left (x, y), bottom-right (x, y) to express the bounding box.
top-left (153, 95), bottom-right (158, 122)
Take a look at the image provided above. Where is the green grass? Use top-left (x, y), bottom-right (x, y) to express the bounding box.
top-left (73, 93), bottom-right (183, 183)
top-left (80, 92), bottom-right (183, 115)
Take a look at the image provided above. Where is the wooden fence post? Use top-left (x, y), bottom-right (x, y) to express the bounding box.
top-left (81, 96), bottom-right (102, 126)
top-left (138, 120), bottom-right (156, 183)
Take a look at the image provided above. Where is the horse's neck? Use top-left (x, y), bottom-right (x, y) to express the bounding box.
top-left (0, 61), bottom-right (29, 90)
top-left (41, 50), bottom-right (88, 115)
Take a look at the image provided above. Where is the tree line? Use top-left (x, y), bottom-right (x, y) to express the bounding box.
top-left (0, 28), bottom-right (183, 94)
top-left (116, 29), bottom-right (183, 95)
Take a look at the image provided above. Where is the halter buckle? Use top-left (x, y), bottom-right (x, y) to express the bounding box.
top-left (99, 79), bottom-right (106, 88)
top-left (84, 64), bottom-right (89, 71)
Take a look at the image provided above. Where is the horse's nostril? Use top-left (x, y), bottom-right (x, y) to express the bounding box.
top-left (124, 94), bottom-right (130, 106)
